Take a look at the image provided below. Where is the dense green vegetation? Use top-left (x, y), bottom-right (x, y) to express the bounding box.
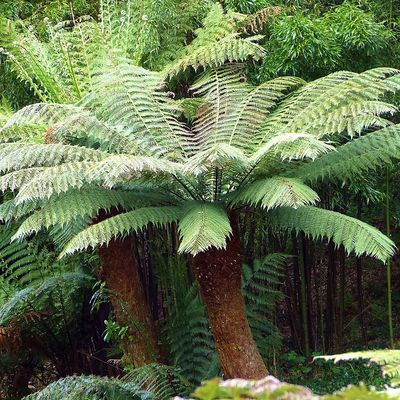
top-left (1, 0), bottom-right (400, 399)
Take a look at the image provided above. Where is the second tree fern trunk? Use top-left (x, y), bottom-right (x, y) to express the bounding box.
top-left (192, 213), bottom-right (268, 379)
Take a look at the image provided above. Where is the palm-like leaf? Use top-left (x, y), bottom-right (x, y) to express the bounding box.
top-left (267, 206), bottom-right (395, 262)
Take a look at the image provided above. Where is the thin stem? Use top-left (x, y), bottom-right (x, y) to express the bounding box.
top-left (173, 175), bottom-right (199, 200)
top-left (386, 166), bottom-right (394, 348)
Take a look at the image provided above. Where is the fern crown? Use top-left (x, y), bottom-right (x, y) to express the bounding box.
top-left (1, 3), bottom-right (400, 261)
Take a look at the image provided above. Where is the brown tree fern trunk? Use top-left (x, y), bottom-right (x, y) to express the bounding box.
top-left (98, 235), bottom-right (160, 367)
top-left (192, 214), bottom-right (268, 379)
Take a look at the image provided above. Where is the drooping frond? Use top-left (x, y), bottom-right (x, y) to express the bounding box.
top-left (317, 350), bottom-right (400, 387)
top-left (230, 177), bottom-right (319, 210)
top-left (60, 206), bottom-right (181, 257)
top-left (13, 188), bottom-right (166, 240)
top-left (267, 206), bottom-right (395, 262)
top-left (178, 201), bottom-right (232, 255)
top-left (289, 125), bottom-right (400, 183)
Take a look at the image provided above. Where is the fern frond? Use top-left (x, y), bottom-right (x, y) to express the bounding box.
top-left (289, 125), bottom-right (400, 183)
top-left (22, 375), bottom-right (150, 400)
top-left (0, 271), bottom-right (94, 325)
top-left (267, 206), bottom-right (395, 262)
top-left (60, 206), bottom-right (181, 257)
top-left (178, 202), bottom-right (232, 255)
top-left (256, 68), bottom-right (400, 144)
top-left (0, 199), bottom-right (40, 222)
top-left (123, 364), bottom-right (190, 399)
top-left (13, 188), bottom-right (166, 240)
top-left (0, 143), bottom-right (108, 174)
top-left (14, 161), bottom-right (100, 203)
top-left (190, 65), bottom-right (247, 152)
top-left (230, 177), bottom-right (319, 210)
top-left (0, 167), bottom-right (45, 192)
top-left (164, 34), bottom-right (265, 79)
top-left (243, 254), bottom-right (286, 359)
top-left (85, 63), bottom-right (190, 159)
top-left (182, 144), bottom-right (248, 175)
top-left (317, 350), bottom-right (400, 387)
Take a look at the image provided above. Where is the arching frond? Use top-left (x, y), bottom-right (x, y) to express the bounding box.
top-left (290, 125), bottom-right (400, 183)
top-left (256, 68), bottom-right (400, 144)
top-left (0, 144), bottom-right (108, 174)
top-left (14, 161), bottom-right (100, 203)
top-left (230, 177), bottom-right (319, 210)
top-left (267, 206), bottom-right (395, 262)
top-left (60, 206), bottom-right (181, 257)
top-left (13, 188), bottom-right (167, 240)
top-left (178, 202), bottom-right (232, 255)
top-left (0, 167), bottom-right (45, 192)
top-left (251, 133), bottom-right (334, 165)
top-left (0, 199), bottom-right (40, 222)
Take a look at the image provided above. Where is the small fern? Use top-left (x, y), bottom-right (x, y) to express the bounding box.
top-left (22, 375), bottom-right (153, 400)
top-left (242, 254), bottom-right (286, 360)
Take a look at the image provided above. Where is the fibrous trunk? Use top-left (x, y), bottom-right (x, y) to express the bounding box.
top-left (192, 214), bottom-right (268, 379)
top-left (98, 235), bottom-right (159, 367)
